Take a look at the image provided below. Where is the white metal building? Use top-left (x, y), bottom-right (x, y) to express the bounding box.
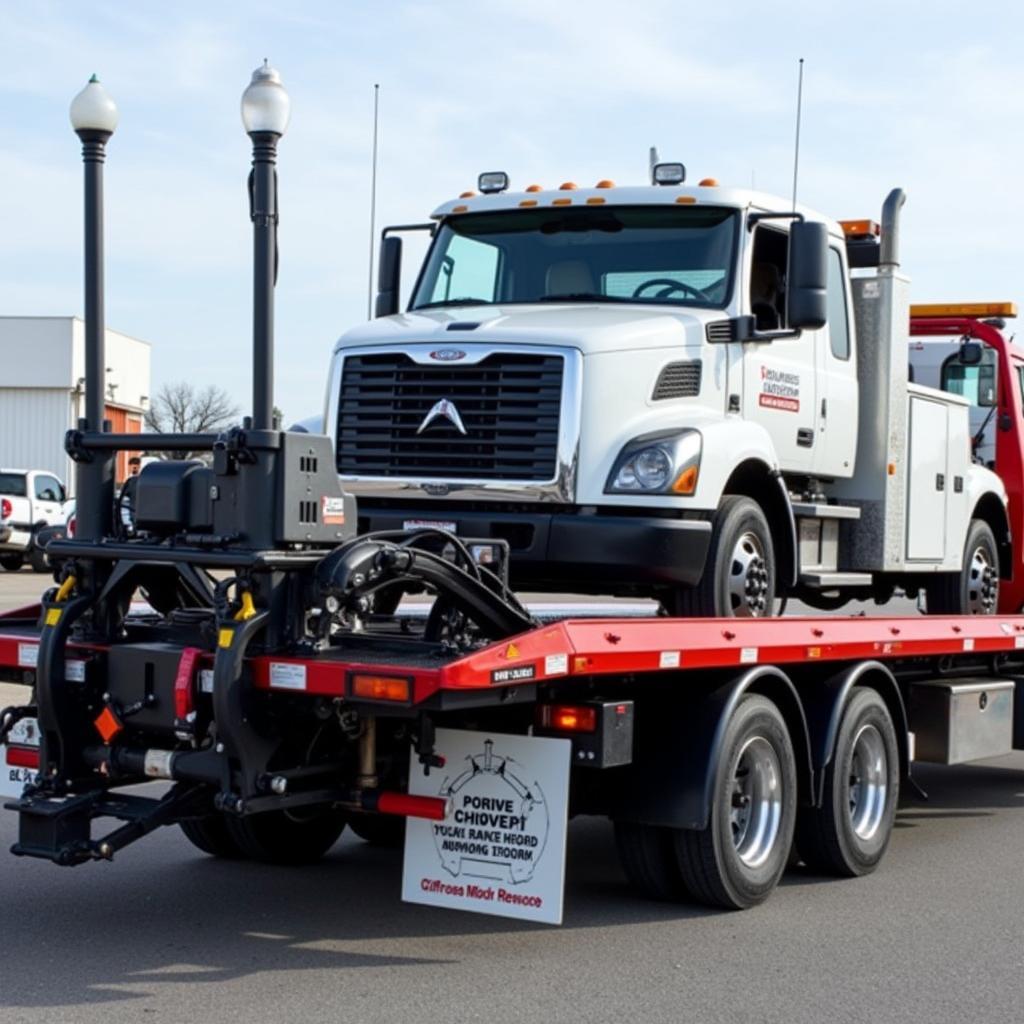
top-left (0, 317), bottom-right (151, 493)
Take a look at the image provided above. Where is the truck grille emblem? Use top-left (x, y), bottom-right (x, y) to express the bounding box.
top-left (417, 398), bottom-right (467, 435)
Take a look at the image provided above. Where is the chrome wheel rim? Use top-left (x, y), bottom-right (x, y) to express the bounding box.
top-left (966, 544), bottom-right (998, 615)
top-left (730, 736), bottom-right (783, 868)
top-left (728, 531), bottom-right (770, 617)
top-left (848, 724), bottom-right (887, 841)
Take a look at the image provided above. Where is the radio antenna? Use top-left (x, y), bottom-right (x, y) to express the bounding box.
top-left (791, 58), bottom-right (804, 210)
top-left (366, 83), bottom-right (380, 320)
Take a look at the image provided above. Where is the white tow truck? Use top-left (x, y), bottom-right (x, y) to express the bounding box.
top-left (0, 469), bottom-right (70, 572)
top-left (325, 167), bottom-right (1009, 617)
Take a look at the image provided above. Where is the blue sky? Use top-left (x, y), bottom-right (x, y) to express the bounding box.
top-left (2, 1), bottom-right (1023, 423)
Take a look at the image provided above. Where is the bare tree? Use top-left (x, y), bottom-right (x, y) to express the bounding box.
top-left (144, 382), bottom-right (240, 460)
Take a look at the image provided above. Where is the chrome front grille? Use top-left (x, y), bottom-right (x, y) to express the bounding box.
top-left (336, 351), bottom-right (564, 481)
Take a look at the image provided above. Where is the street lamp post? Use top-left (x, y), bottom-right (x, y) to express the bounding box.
top-left (241, 61), bottom-right (290, 432)
top-left (69, 74), bottom-right (118, 542)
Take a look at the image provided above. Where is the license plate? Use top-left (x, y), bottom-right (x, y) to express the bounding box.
top-left (2, 717), bottom-right (40, 799)
top-left (403, 520), bottom-right (457, 534)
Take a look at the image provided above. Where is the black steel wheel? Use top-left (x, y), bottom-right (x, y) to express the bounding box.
top-left (224, 807), bottom-right (347, 864)
top-left (926, 518), bottom-right (999, 615)
top-left (796, 688), bottom-right (899, 877)
top-left (674, 695), bottom-right (796, 909)
top-left (0, 555), bottom-right (24, 572)
top-left (179, 816), bottom-right (244, 859)
top-left (671, 496), bottom-right (776, 618)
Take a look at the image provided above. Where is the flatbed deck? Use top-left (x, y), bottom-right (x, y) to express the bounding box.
top-left (4, 608), bottom-right (1024, 705)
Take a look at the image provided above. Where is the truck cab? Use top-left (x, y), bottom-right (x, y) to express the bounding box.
top-left (326, 172), bottom-right (1009, 616)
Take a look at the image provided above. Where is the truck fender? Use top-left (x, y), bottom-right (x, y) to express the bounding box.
top-left (613, 665), bottom-right (813, 830)
top-left (771, 471), bottom-right (798, 589)
top-left (791, 660), bottom-right (911, 806)
top-left (968, 488), bottom-right (1012, 580)
top-left (691, 417), bottom-right (779, 507)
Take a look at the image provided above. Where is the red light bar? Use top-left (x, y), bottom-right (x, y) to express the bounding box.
top-left (6, 745), bottom-right (40, 770)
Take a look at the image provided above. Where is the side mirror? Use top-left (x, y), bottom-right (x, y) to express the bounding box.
top-left (375, 235), bottom-right (402, 318)
top-left (787, 221), bottom-right (828, 330)
top-left (958, 341), bottom-right (983, 366)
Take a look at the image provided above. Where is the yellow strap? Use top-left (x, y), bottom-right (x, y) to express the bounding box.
top-left (55, 575), bottom-right (76, 603)
top-left (234, 591), bottom-right (256, 621)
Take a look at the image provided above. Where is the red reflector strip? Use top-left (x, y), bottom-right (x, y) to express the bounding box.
top-left (539, 704), bottom-right (598, 733)
top-left (377, 791), bottom-right (449, 821)
top-left (6, 745), bottom-right (40, 770)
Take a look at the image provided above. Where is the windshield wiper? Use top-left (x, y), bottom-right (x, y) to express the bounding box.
top-left (411, 297), bottom-right (489, 310)
top-left (535, 293), bottom-right (630, 303)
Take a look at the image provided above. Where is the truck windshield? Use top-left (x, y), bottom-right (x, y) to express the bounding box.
top-left (410, 205), bottom-right (739, 311)
top-left (0, 472), bottom-right (26, 497)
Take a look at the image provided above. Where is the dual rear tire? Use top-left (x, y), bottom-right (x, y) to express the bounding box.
top-left (616, 695), bottom-right (795, 910)
top-left (615, 688), bottom-right (900, 909)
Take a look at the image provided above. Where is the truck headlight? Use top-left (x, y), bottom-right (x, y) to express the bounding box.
top-left (605, 430), bottom-right (702, 495)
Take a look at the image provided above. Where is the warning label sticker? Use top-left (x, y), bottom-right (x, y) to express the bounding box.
top-left (402, 729), bottom-right (571, 924)
top-left (321, 495), bottom-right (346, 525)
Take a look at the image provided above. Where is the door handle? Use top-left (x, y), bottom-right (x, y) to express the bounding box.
top-left (797, 428), bottom-right (814, 448)
top-left (936, 473), bottom-right (945, 491)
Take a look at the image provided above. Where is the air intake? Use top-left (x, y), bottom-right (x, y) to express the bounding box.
top-left (652, 361), bottom-right (702, 400)
top-left (705, 320), bottom-right (736, 343)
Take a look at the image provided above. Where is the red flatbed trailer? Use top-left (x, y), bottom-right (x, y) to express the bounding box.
top-left (3, 590), bottom-right (1024, 917)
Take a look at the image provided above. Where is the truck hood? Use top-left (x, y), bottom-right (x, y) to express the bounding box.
top-left (333, 303), bottom-right (716, 356)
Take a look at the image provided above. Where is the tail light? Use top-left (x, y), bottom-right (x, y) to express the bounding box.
top-left (350, 673), bottom-right (411, 703)
top-left (67, 515), bottom-right (76, 537)
top-left (6, 745), bottom-right (40, 770)
top-left (537, 704), bottom-right (598, 733)
top-left (1, 498), bottom-right (10, 520)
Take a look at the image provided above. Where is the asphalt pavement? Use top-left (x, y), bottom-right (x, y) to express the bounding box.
top-left (1, 567), bottom-right (1022, 1024)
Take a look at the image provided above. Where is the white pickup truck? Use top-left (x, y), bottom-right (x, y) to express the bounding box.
top-left (325, 170), bottom-right (1010, 617)
top-left (0, 469), bottom-right (70, 572)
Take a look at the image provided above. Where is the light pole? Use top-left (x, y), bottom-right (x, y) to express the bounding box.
top-left (241, 60), bottom-right (290, 432)
top-left (69, 74), bottom-right (118, 542)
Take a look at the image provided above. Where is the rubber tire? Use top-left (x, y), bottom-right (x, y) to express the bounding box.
top-left (28, 544), bottom-right (49, 573)
top-left (224, 807), bottom-right (346, 864)
top-left (347, 812), bottom-right (406, 848)
top-left (0, 555), bottom-right (23, 572)
top-left (926, 518), bottom-right (998, 615)
top-left (674, 695), bottom-right (796, 910)
top-left (614, 821), bottom-right (690, 901)
top-left (179, 816), bottom-right (244, 859)
top-left (671, 496), bottom-right (777, 618)
top-left (796, 688), bottom-right (899, 877)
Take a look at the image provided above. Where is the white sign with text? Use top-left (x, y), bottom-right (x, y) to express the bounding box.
top-left (402, 728), bottom-right (571, 925)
